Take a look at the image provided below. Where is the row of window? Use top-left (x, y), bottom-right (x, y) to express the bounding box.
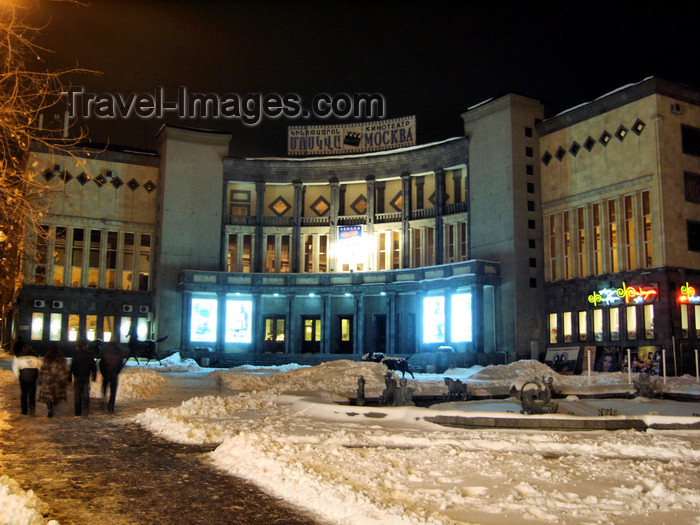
top-left (226, 223), bottom-right (469, 273)
top-left (29, 226), bottom-right (152, 291)
top-left (549, 303), bottom-right (700, 344)
top-left (29, 312), bottom-right (149, 343)
top-left (546, 191), bottom-right (652, 281)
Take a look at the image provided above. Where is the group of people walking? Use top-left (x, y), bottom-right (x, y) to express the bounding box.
top-left (11, 338), bottom-right (125, 417)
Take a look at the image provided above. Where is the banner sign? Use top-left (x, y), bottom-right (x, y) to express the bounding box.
top-left (288, 116), bottom-right (416, 156)
top-left (587, 282), bottom-right (658, 306)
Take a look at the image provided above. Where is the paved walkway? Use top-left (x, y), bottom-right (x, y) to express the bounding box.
top-left (0, 374), bottom-right (320, 525)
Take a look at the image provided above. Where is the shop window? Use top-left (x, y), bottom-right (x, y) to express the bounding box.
top-left (593, 309), bottom-right (603, 341)
top-left (609, 308), bottom-right (620, 341)
top-left (563, 311), bottom-right (573, 342)
top-left (68, 314), bottom-right (80, 342)
top-left (103, 316), bottom-right (115, 343)
top-left (31, 313), bottom-right (44, 341)
top-left (549, 313), bottom-right (558, 344)
top-left (264, 317), bottom-right (285, 353)
top-left (120, 317), bottom-right (132, 344)
top-left (450, 293), bottom-right (472, 343)
top-left (626, 306), bottom-right (637, 340)
top-left (190, 297), bottom-right (218, 343)
top-left (225, 299), bottom-right (252, 343)
top-left (49, 313), bottom-right (62, 341)
top-left (423, 296), bottom-right (445, 344)
top-left (137, 317), bottom-right (149, 340)
top-left (695, 305), bottom-right (700, 338)
top-left (681, 304), bottom-right (689, 338)
top-left (644, 304), bottom-right (654, 339)
top-left (578, 311), bottom-right (587, 341)
top-left (302, 317), bottom-right (321, 354)
top-left (86, 315), bottom-right (97, 341)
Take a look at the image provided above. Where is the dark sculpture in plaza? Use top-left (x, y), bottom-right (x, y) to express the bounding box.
top-left (127, 326), bottom-right (168, 365)
top-left (444, 377), bottom-right (470, 401)
top-left (519, 377), bottom-right (558, 415)
top-left (362, 352), bottom-right (414, 378)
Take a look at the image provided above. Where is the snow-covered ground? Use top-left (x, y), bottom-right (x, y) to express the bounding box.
top-left (1, 353), bottom-right (699, 525)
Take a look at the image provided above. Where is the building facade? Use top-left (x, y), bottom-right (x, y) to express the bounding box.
top-left (6, 77), bottom-right (699, 374)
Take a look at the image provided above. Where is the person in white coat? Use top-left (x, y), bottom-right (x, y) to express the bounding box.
top-left (12, 340), bottom-right (43, 415)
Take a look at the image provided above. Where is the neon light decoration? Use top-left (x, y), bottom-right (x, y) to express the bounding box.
top-left (678, 282), bottom-right (700, 304)
top-left (588, 282), bottom-right (658, 306)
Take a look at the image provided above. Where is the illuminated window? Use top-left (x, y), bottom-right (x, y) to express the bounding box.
top-left (377, 232), bottom-right (387, 270)
top-left (549, 313), bottom-right (557, 343)
top-left (642, 191), bottom-right (652, 267)
top-left (681, 304), bottom-right (689, 338)
top-left (266, 236), bottom-right (276, 272)
top-left (242, 234), bottom-right (252, 273)
top-left (137, 234), bottom-right (151, 290)
top-left (280, 236), bottom-right (290, 273)
top-left (563, 311), bottom-right (573, 342)
top-left (54, 227), bottom-right (66, 286)
top-left (122, 233), bottom-right (134, 291)
top-left (624, 195), bottom-right (635, 269)
top-left (548, 215), bottom-right (557, 281)
top-left (191, 297), bottom-right (218, 343)
top-left (577, 208), bottom-right (586, 277)
top-left (391, 230), bottom-right (401, 269)
top-left (592, 204), bottom-right (601, 274)
top-left (71, 228), bottom-right (84, 287)
top-left (426, 228), bottom-right (434, 266)
top-left (34, 225), bottom-right (49, 285)
top-left (423, 296), bottom-right (445, 343)
top-left (412, 229), bottom-right (422, 268)
top-left (225, 299), bottom-right (252, 343)
top-left (593, 309), bottom-right (603, 341)
top-left (644, 304), bottom-right (654, 339)
top-left (49, 313), bottom-right (62, 341)
top-left (610, 308), bottom-right (620, 341)
top-left (103, 316), bottom-right (115, 343)
top-left (86, 315), bottom-right (97, 341)
top-left (120, 317), bottom-right (131, 344)
top-left (31, 313), bottom-right (44, 341)
top-left (626, 306), bottom-right (637, 339)
top-left (68, 314), bottom-right (80, 342)
top-left (578, 311), bottom-right (587, 341)
top-left (450, 293), bottom-right (472, 342)
top-left (106, 231), bottom-right (117, 289)
top-left (563, 211), bottom-right (571, 279)
top-left (88, 230), bottom-right (101, 288)
top-left (319, 235), bottom-right (327, 272)
top-left (304, 235), bottom-right (314, 272)
top-left (137, 317), bottom-right (148, 340)
top-left (608, 200), bottom-right (618, 273)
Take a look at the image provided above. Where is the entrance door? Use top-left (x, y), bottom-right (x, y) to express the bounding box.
top-left (338, 315), bottom-right (353, 354)
top-left (263, 317), bottom-right (285, 354)
top-left (301, 316), bottom-right (321, 353)
top-left (374, 314), bottom-right (387, 354)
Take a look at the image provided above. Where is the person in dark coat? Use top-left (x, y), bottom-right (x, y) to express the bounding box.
top-left (99, 338), bottom-right (125, 413)
top-left (38, 348), bottom-right (69, 417)
top-left (70, 340), bottom-right (97, 416)
top-left (12, 341), bottom-right (42, 415)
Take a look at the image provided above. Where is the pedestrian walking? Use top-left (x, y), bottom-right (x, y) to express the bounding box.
top-left (70, 340), bottom-right (97, 416)
top-left (99, 337), bottom-right (125, 413)
top-left (38, 348), bottom-right (70, 418)
top-left (11, 340), bottom-right (42, 415)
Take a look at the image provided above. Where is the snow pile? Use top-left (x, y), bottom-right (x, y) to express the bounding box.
top-left (88, 368), bottom-right (169, 401)
top-left (124, 352), bottom-right (202, 372)
top-left (0, 476), bottom-right (57, 525)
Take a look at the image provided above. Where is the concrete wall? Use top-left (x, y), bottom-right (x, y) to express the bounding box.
top-left (462, 94), bottom-right (545, 360)
top-left (154, 127), bottom-right (232, 350)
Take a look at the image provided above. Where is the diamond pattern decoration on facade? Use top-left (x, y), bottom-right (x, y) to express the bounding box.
top-left (632, 119), bottom-right (645, 135)
top-left (269, 196), bottom-right (291, 217)
top-left (42, 169), bottom-right (54, 182)
top-left (310, 196), bottom-right (330, 216)
top-left (143, 180), bottom-right (156, 193)
top-left (555, 147), bottom-right (566, 161)
top-left (350, 195), bottom-right (367, 215)
top-left (389, 191), bottom-right (403, 212)
top-left (541, 151), bottom-right (552, 165)
top-left (59, 170), bottom-right (73, 183)
top-left (94, 174), bottom-right (107, 187)
top-left (428, 192), bottom-right (436, 206)
top-left (76, 172), bottom-right (90, 185)
top-left (569, 141), bottom-right (581, 157)
top-left (615, 125), bottom-right (628, 141)
top-left (127, 178), bottom-right (140, 191)
top-left (111, 176), bottom-right (123, 189)
top-left (583, 136), bottom-right (596, 152)
top-left (599, 130), bottom-right (612, 146)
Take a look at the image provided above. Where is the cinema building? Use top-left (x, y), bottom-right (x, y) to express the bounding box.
top-left (7, 77), bottom-right (700, 373)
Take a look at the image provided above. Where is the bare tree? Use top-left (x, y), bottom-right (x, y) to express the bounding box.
top-left (0, 2), bottom-right (90, 346)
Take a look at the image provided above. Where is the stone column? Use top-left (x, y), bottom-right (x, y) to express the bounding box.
top-left (253, 181), bottom-right (266, 273)
top-left (329, 178), bottom-right (339, 273)
top-left (401, 171), bottom-right (412, 269)
top-left (434, 168), bottom-right (445, 265)
top-left (291, 181), bottom-right (303, 273)
top-left (366, 176), bottom-right (375, 270)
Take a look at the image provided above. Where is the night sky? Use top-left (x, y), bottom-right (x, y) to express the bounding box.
top-left (26, 0), bottom-right (700, 157)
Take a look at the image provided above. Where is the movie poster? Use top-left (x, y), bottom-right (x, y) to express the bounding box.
top-left (544, 347), bottom-right (580, 374)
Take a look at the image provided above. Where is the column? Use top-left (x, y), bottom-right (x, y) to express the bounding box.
top-left (401, 171), bottom-right (412, 269)
top-left (220, 181), bottom-right (229, 271)
top-left (322, 293), bottom-right (330, 354)
top-left (287, 294), bottom-right (296, 354)
top-left (434, 168), bottom-right (445, 265)
top-left (216, 291), bottom-right (226, 356)
top-left (329, 178), bottom-right (339, 272)
top-left (355, 293), bottom-right (364, 355)
top-left (252, 293), bottom-right (262, 354)
top-left (291, 181), bottom-right (303, 273)
top-left (254, 181), bottom-right (266, 273)
top-left (366, 176), bottom-right (375, 270)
